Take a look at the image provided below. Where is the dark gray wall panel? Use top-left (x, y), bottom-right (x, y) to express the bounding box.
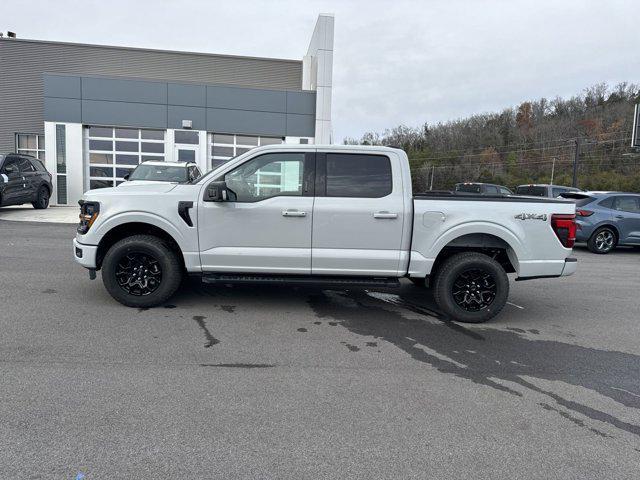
top-left (286, 91), bottom-right (316, 115)
top-left (44, 97), bottom-right (81, 123)
top-left (286, 113), bottom-right (315, 137)
top-left (82, 77), bottom-right (167, 104)
top-left (82, 100), bottom-right (167, 129)
top-left (168, 105), bottom-right (206, 130)
top-left (207, 86), bottom-right (286, 113)
top-left (44, 74), bottom-right (81, 99)
top-left (168, 83), bottom-right (206, 107)
top-left (207, 108), bottom-right (286, 136)
top-left (0, 38), bottom-right (303, 151)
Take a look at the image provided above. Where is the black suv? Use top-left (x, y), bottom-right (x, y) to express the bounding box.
top-left (0, 153), bottom-right (53, 209)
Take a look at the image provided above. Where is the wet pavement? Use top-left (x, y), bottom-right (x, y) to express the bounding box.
top-left (1, 221), bottom-right (639, 479)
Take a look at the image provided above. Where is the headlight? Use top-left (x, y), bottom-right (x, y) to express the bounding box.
top-left (77, 200), bottom-right (100, 234)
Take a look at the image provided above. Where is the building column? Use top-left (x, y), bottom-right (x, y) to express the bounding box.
top-left (303, 14), bottom-right (334, 144)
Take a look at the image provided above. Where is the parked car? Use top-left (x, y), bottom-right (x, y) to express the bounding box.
top-left (121, 161), bottom-right (202, 185)
top-left (560, 191), bottom-right (640, 253)
top-left (515, 184), bottom-right (581, 198)
top-left (73, 145), bottom-right (577, 323)
top-left (455, 182), bottom-right (513, 195)
top-left (0, 153), bottom-right (52, 209)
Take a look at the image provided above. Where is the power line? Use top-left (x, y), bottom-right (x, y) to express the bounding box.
top-left (409, 136), bottom-right (632, 162)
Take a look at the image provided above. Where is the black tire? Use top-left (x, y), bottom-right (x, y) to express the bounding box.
top-left (101, 234), bottom-right (182, 308)
top-left (433, 252), bottom-right (509, 323)
top-left (32, 186), bottom-right (49, 209)
top-left (409, 277), bottom-right (425, 287)
top-left (587, 227), bottom-right (616, 254)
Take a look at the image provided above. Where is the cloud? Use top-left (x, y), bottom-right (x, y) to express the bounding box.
top-left (1, 0), bottom-right (637, 142)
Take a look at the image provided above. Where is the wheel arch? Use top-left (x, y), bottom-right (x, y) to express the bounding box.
top-left (591, 223), bottom-right (620, 242)
top-left (431, 232), bottom-right (519, 277)
top-left (95, 221), bottom-right (186, 270)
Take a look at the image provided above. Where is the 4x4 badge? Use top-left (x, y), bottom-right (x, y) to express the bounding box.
top-left (515, 213), bottom-right (548, 221)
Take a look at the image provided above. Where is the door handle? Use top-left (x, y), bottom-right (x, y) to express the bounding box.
top-left (282, 209), bottom-right (307, 217)
top-left (373, 211), bottom-right (398, 219)
top-left (615, 215), bottom-right (624, 219)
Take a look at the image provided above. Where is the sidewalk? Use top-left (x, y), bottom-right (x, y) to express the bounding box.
top-left (0, 205), bottom-right (78, 224)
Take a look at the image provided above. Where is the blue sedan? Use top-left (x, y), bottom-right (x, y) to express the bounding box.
top-left (561, 192), bottom-right (640, 254)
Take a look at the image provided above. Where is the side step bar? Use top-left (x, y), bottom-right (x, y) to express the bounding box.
top-left (201, 273), bottom-right (400, 288)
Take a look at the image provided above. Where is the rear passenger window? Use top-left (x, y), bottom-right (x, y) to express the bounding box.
top-left (325, 154), bottom-right (392, 198)
top-left (598, 197), bottom-right (614, 209)
top-left (18, 158), bottom-right (35, 172)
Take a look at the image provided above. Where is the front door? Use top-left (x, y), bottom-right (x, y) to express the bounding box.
top-left (311, 152), bottom-right (406, 276)
top-left (1, 156), bottom-right (28, 205)
top-left (613, 195), bottom-right (640, 244)
top-left (198, 151), bottom-right (315, 273)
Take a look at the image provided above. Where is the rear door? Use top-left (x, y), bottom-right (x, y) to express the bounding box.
top-left (311, 151), bottom-right (405, 276)
top-left (612, 195), bottom-right (640, 244)
top-left (17, 156), bottom-right (38, 199)
top-left (198, 150), bottom-right (315, 273)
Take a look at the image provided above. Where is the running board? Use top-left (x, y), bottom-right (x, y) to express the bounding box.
top-left (201, 273), bottom-right (400, 288)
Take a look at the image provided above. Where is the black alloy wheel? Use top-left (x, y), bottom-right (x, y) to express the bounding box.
top-left (32, 186), bottom-right (49, 209)
top-left (115, 252), bottom-right (163, 296)
top-left (451, 268), bottom-right (497, 312)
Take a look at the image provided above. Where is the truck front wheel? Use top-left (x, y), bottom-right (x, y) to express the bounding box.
top-left (433, 252), bottom-right (509, 323)
top-left (101, 234), bottom-right (182, 308)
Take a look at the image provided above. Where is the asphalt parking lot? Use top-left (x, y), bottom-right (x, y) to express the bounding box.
top-left (1, 220), bottom-right (639, 479)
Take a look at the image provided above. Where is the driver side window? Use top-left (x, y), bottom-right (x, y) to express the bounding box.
top-left (2, 158), bottom-right (20, 175)
top-left (224, 153), bottom-right (305, 202)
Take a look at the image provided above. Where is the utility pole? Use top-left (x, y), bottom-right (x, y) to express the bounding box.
top-left (572, 138), bottom-right (581, 188)
top-left (429, 165), bottom-right (435, 190)
top-left (550, 157), bottom-right (556, 185)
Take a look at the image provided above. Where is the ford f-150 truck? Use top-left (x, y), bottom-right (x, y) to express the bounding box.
top-left (73, 145), bottom-right (577, 323)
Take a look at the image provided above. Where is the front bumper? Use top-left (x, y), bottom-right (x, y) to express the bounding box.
top-left (73, 238), bottom-right (98, 269)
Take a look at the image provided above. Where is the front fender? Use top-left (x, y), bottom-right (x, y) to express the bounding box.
top-left (92, 211), bottom-right (189, 251)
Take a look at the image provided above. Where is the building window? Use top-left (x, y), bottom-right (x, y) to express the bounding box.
top-left (16, 133), bottom-right (45, 160)
top-left (55, 124), bottom-right (68, 204)
top-left (87, 126), bottom-right (165, 189)
top-left (208, 133), bottom-right (283, 169)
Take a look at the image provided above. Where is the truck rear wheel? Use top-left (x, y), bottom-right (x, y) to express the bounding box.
top-left (433, 252), bottom-right (509, 323)
top-left (101, 234), bottom-right (182, 308)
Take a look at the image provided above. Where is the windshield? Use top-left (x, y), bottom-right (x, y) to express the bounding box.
top-left (455, 184), bottom-right (482, 193)
top-left (129, 164), bottom-right (188, 182)
top-left (516, 186), bottom-right (546, 196)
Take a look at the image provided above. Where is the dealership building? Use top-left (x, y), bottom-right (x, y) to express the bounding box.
top-left (0, 14), bottom-right (334, 205)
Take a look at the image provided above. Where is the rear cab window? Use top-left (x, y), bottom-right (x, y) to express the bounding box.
top-left (324, 153), bottom-right (392, 197)
top-left (516, 186), bottom-right (547, 196)
top-left (456, 184), bottom-right (482, 194)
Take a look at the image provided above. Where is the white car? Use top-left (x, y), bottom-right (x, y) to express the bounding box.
top-left (120, 161), bottom-right (201, 185)
top-left (73, 144), bottom-right (577, 323)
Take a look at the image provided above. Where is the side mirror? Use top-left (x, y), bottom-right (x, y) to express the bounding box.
top-left (204, 181), bottom-right (229, 202)
top-left (123, 174), bottom-right (130, 181)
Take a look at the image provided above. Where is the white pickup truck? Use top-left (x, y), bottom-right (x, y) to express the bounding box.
top-left (73, 144), bottom-right (577, 323)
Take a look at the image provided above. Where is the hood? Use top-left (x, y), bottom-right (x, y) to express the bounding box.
top-left (118, 180), bottom-right (179, 187)
top-left (83, 182), bottom-right (177, 199)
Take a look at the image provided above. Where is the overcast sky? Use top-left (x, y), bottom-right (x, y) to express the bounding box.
top-left (1, 0), bottom-right (637, 141)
